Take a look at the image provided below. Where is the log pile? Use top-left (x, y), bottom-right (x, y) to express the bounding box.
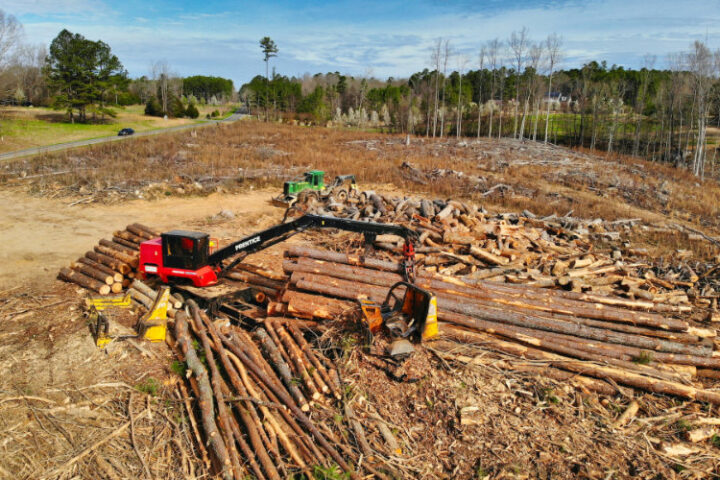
top-left (58, 224), bottom-right (158, 294)
top-left (171, 300), bottom-right (399, 479)
top-left (291, 190), bottom-right (703, 309)
top-left (277, 245), bottom-right (720, 404)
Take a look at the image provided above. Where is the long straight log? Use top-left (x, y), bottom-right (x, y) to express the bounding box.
top-left (274, 322), bottom-right (327, 397)
top-left (58, 268), bottom-right (110, 295)
top-left (220, 382), bottom-right (264, 480)
top-left (99, 239), bottom-right (138, 256)
top-left (266, 321), bottom-right (322, 400)
top-left (112, 235), bottom-right (140, 251)
top-left (225, 271), bottom-right (286, 290)
top-left (76, 257), bottom-right (124, 282)
top-left (441, 325), bottom-right (720, 404)
top-left (70, 263), bottom-right (114, 285)
top-left (174, 311), bottom-right (233, 480)
top-left (187, 308), bottom-right (255, 480)
top-left (127, 223), bottom-right (159, 239)
top-left (286, 257), bottom-right (693, 337)
top-left (288, 269), bottom-right (706, 356)
top-left (425, 276), bottom-right (690, 332)
top-left (255, 328), bottom-right (311, 411)
top-left (286, 251), bottom-right (687, 330)
top-left (437, 295), bottom-right (707, 356)
top-left (94, 244), bottom-right (138, 268)
top-left (192, 306), bottom-right (280, 480)
top-left (85, 251), bottom-right (131, 275)
top-left (441, 313), bottom-right (690, 382)
top-left (235, 263), bottom-right (288, 282)
top-left (220, 330), bottom-right (357, 478)
top-left (286, 245), bottom-right (400, 272)
top-left (288, 246), bottom-right (689, 315)
top-left (225, 350), bottom-right (312, 473)
top-left (128, 288), bottom-right (153, 309)
top-left (228, 341), bottom-right (324, 465)
top-left (286, 322), bottom-right (343, 400)
top-left (280, 290), bottom-right (354, 320)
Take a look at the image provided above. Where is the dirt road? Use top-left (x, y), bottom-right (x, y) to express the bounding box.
top-left (0, 188), bottom-right (282, 289)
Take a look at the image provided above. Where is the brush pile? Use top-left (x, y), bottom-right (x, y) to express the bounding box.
top-left (58, 224), bottom-right (157, 295)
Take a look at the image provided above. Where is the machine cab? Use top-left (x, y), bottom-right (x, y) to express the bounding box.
top-left (140, 230), bottom-right (219, 287)
top-left (161, 230), bottom-right (209, 270)
top-left (305, 170), bottom-right (324, 188)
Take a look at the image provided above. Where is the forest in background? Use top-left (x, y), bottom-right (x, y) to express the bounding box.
top-left (240, 35), bottom-right (720, 178)
top-left (1, 7), bottom-right (719, 177)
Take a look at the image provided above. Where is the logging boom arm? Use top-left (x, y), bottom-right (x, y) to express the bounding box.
top-left (213, 214), bottom-right (415, 268)
top-left (140, 214), bottom-right (418, 287)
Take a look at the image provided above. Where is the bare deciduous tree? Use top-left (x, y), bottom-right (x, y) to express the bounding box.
top-left (519, 42), bottom-right (542, 139)
top-left (509, 27), bottom-right (528, 138)
top-left (686, 40), bottom-right (717, 177)
top-left (544, 33), bottom-right (562, 144)
top-left (632, 54), bottom-right (655, 156)
top-left (439, 40), bottom-right (451, 138)
top-left (456, 55), bottom-right (468, 138)
top-left (0, 10), bottom-right (22, 68)
top-left (486, 39), bottom-right (501, 138)
top-left (477, 46), bottom-right (486, 138)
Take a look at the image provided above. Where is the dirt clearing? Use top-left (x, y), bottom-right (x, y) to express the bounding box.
top-left (0, 188), bottom-right (282, 289)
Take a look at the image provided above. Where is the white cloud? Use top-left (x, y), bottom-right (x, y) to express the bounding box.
top-left (15, 0), bottom-right (720, 86)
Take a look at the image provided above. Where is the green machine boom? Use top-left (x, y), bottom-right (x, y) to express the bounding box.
top-left (274, 170), bottom-right (357, 207)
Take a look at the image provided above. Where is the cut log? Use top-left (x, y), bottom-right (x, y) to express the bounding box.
top-left (70, 263), bottom-right (114, 285)
top-left (174, 311), bottom-right (233, 480)
top-left (76, 257), bottom-right (124, 282)
top-left (114, 229), bottom-right (150, 245)
top-left (127, 223), bottom-right (159, 239)
top-left (58, 268), bottom-right (111, 295)
top-left (255, 328), bottom-right (310, 412)
top-left (281, 290), bottom-right (354, 320)
top-left (441, 325), bottom-right (720, 404)
top-left (112, 236), bottom-right (140, 251)
top-left (99, 239), bottom-right (137, 256)
top-left (94, 245), bottom-right (139, 268)
top-left (86, 251), bottom-right (131, 275)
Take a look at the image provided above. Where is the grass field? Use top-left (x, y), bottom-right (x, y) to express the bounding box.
top-left (0, 104), bottom-right (236, 153)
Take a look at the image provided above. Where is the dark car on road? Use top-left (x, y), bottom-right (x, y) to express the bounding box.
top-left (118, 128), bottom-right (135, 136)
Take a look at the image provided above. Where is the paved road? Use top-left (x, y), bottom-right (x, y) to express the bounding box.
top-left (0, 113), bottom-right (247, 162)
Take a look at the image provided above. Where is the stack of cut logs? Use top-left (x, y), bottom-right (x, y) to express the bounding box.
top-left (58, 224), bottom-right (158, 294)
top-left (292, 190), bottom-right (702, 308)
top-left (171, 300), bottom-right (396, 480)
top-left (277, 245), bottom-right (720, 404)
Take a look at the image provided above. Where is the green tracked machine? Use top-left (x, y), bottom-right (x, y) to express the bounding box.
top-left (273, 170), bottom-right (358, 207)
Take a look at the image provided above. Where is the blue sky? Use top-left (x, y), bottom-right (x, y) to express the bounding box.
top-left (6, 0), bottom-right (720, 88)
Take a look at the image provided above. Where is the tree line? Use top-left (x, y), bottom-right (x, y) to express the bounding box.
top-left (1, 8), bottom-right (719, 177)
top-left (242, 34), bottom-right (720, 177)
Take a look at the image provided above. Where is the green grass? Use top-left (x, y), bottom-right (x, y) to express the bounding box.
top-left (135, 377), bottom-right (160, 396)
top-left (0, 105), bottom-right (209, 154)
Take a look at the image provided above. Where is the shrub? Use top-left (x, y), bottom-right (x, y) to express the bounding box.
top-left (144, 97), bottom-right (162, 116)
top-left (168, 95), bottom-right (186, 118)
top-left (185, 103), bottom-right (199, 119)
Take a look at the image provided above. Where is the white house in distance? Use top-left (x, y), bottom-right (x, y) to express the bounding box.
top-left (543, 92), bottom-right (574, 110)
